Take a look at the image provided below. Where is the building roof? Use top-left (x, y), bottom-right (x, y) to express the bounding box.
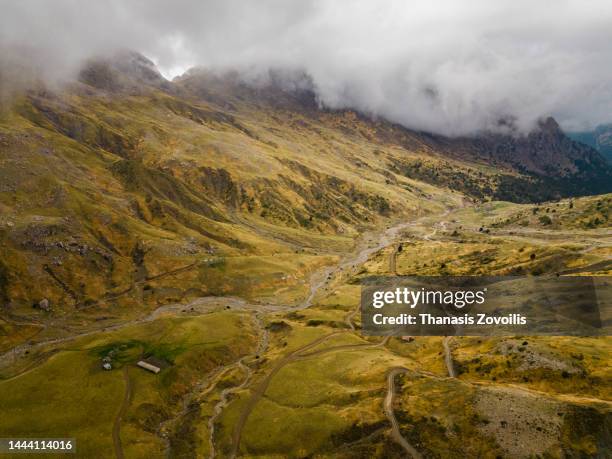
top-left (137, 360), bottom-right (161, 374)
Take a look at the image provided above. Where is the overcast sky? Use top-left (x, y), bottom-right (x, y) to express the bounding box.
top-left (1, 0), bottom-right (611, 135)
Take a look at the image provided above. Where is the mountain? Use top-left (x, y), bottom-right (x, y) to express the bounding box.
top-left (175, 68), bottom-right (612, 200)
top-left (1, 53), bottom-right (610, 458)
top-left (78, 50), bottom-right (171, 92)
top-left (569, 124), bottom-right (612, 164)
top-left (0, 52), bottom-right (611, 318)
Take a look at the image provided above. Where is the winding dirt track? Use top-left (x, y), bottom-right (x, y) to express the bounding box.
top-left (228, 331), bottom-right (341, 458)
top-left (228, 332), bottom-right (391, 458)
top-left (6, 196), bottom-right (611, 457)
top-left (112, 366), bottom-right (132, 459)
top-left (227, 215), bottom-right (443, 457)
top-left (443, 336), bottom-right (456, 378)
top-left (208, 314), bottom-right (269, 459)
top-left (389, 244), bottom-right (399, 274)
top-left (2, 208), bottom-right (456, 458)
top-left (208, 360), bottom-right (251, 459)
top-left (0, 297), bottom-right (280, 374)
top-left (0, 212), bottom-right (428, 374)
top-left (384, 368), bottom-right (423, 459)
top-left (227, 211), bottom-right (458, 457)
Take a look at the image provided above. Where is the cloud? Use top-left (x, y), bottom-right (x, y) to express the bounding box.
top-left (1, 0), bottom-right (611, 135)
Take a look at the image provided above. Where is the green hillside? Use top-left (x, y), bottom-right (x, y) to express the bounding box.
top-left (0, 54), bottom-right (610, 458)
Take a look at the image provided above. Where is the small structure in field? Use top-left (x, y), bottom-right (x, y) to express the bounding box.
top-left (36, 298), bottom-right (51, 312)
top-left (137, 360), bottom-right (161, 374)
top-left (136, 356), bottom-right (170, 374)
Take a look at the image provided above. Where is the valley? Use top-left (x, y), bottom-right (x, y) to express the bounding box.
top-left (0, 53), bottom-right (610, 458)
top-left (0, 198), bottom-right (610, 458)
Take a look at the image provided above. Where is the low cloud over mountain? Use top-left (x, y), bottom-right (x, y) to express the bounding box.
top-left (2, 0), bottom-right (612, 136)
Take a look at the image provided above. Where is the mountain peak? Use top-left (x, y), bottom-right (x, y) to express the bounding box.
top-left (78, 50), bottom-right (168, 92)
top-left (175, 67), bottom-right (319, 112)
top-left (538, 116), bottom-right (562, 135)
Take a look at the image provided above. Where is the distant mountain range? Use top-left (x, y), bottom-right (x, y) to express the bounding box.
top-left (568, 124), bottom-right (612, 164)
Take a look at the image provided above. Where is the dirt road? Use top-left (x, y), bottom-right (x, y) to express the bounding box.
top-left (1, 207), bottom-right (457, 458)
top-left (112, 366), bottom-right (132, 459)
top-left (443, 336), bottom-right (456, 378)
top-left (389, 244), bottom-right (399, 274)
top-left (384, 368), bottom-right (423, 459)
top-left (208, 314), bottom-right (269, 459)
top-left (228, 209), bottom-right (457, 457)
top-left (228, 331), bottom-right (341, 458)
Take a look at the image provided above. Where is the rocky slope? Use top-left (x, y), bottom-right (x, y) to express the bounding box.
top-left (569, 124), bottom-right (612, 164)
top-left (0, 52), bottom-right (610, 326)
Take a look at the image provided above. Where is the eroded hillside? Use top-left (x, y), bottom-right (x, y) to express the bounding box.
top-left (2, 54), bottom-right (610, 335)
top-left (0, 55), bottom-right (610, 457)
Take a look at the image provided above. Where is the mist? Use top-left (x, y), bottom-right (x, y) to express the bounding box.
top-left (1, 0), bottom-right (611, 135)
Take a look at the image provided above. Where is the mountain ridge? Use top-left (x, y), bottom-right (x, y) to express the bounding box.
top-left (68, 51), bottom-right (612, 193)
top-left (568, 124), bottom-right (612, 164)
top-left (172, 65), bottom-right (612, 196)
top-left (0, 51), bottom-right (610, 320)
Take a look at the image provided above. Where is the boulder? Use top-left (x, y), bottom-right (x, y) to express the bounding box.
top-left (38, 298), bottom-right (50, 311)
